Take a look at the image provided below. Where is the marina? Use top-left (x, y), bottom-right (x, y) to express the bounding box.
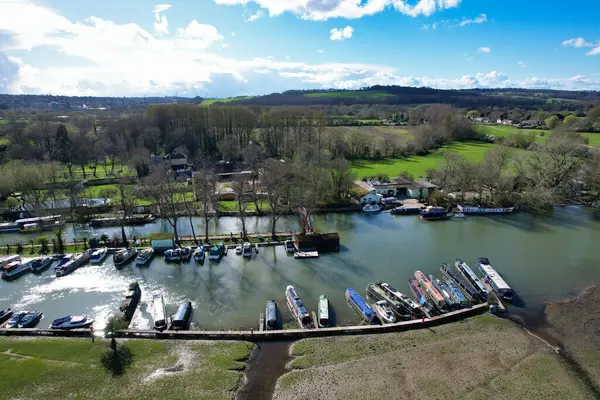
top-left (0, 207), bottom-right (598, 332)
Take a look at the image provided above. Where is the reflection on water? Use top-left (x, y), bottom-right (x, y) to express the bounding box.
top-left (1, 207), bottom-right (600, 330)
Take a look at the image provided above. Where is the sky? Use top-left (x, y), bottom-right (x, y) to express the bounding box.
top-left (0, 0), bottom-right (599, 97)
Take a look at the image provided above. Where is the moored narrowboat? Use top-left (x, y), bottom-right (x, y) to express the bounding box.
top-left (477, 257), bottom-right (514, 302)
top-left (346, 288), bottom-right (377, 324)
top-left (318, 295), bottom-right (329, 328)
top-left (265, 300), bottom-right (277, 330)
top-left (415, 271), bottom-right (446, 310)
top-left (152, 294), bottom-right (168, 331)
top-left (440, 263), bottom-right (482, 302)
top-left (366, 282), bottom-right (411, 319)
top-left (376, 281), bottom-right (424, 317)
top-left (420, 206), bottom-right (448, 220)
top-left (455, 260), bottom-right (489, 299)
top-left (428, 273), bottom-right (456, 309)
top-left (285, 285), bottom-right (313, 329)
top-left (408, 278), bottom-right (436, 315)
top-left (171, 301), bottom-right (192, 330)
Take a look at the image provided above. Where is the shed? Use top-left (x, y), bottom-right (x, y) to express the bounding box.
top-left (360, 192), bottom-right (383, 205)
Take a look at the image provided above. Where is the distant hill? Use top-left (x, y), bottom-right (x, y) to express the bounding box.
top-left (203, 86), bottom-right (600, 110)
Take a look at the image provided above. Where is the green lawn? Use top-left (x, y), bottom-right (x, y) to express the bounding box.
top-left (582, 132), bottom-right (600, 146)
top-left (328, 125), bottom-right (411, 137)
top-left (475, 124), bottom-right (547, 143)
top-left (219, 200), bottom-right (270, 212)
top-left (351, 141), bottom-right (495, 180)
top-left (0, 120), bottom-right (7, 125)
top-left (305, 90), bottom-right (393, 99)
top-left (0, 337), bottom-right (252, 400)
top-left (201, 96), bottom-right (255, 106)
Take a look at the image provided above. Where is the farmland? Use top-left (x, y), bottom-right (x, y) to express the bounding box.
top-left (304, 90), bottom-right (394, 99)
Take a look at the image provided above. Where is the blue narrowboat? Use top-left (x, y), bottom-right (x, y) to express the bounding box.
top-left (440, 263), bottom-right (482, 302)
top-left (171, 301), bottom-right (193, 330)
top-left (420, 206), bottom-right (448, 220)
top-left (345, 288), bottom-right (377, 324)
top-left (445, 279), bottom-right (469, 307)
top-left (265, 300), bottom-right (277, 330)
top-left (455, 260), bottom-right (489, 299)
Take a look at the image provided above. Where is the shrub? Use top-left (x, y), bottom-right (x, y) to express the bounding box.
top-left (100, 339), bottom-right (133, 377)
top-left (16, 242), bottom-right (23, 254)
top-left (104, 316), bottom-right (128, 334)
top-left (37, 236), bottom-right (50, 254)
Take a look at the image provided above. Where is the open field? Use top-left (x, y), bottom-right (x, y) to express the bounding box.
top-left (351, 141), bottom-right (495, 179)
top-left (328, 125), bottom-right (411, 136)
top-left (304, 90), bottom-right (394, 99)
top-left (274, 315), bottom-right (595, 400)
top-left (475, 123), bottom-right (600, 147)
top-left (0, 338), bottom-right (252, 400)
top-left (201, 96), bottom-right (255, 106)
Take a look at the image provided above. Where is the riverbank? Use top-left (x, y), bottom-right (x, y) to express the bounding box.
top-left (272, 314), bottom-right (596, 400)
top-left (0, 337), bottom-right (253, 400)
top-left (545, 284), bottom-right (600, 392)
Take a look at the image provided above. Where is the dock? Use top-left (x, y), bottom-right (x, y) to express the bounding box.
top-left (259, 314), bottom-right (265, 332)
top-left (481, 281), bottom-right (506, 313)
top-left (311, 311), bottom-right (319, 329)
top-left (0, 303), bottom-right (488, 341)
top-left (294, 251), bottom-right (319, 259)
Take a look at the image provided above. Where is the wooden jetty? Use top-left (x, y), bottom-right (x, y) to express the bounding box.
top-left (259, 314), bottom-right (265, 332)
top-left (0, 303), bottom-right (488, 341)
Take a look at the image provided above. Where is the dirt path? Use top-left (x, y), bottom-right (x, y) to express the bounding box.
top-left (237, 341), bottom-right (293, 400)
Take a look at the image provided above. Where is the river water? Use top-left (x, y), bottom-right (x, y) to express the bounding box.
top-left (1, 207), bottom-right (599, 331)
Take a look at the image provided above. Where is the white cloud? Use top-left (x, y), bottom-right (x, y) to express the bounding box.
top-left (318, 49), bottom-right (325, 54)
top-left (177, 20), bottom-right (223, 46)
top-left (562, 37), bottom-right (600, 56)
top-left (458, 13), bottom-right (487, 26)
top-left (285, 55), bottom-right (291, 60)
top-left (231, 31), bottom-right (236, 37)
top-left (247, 10), bottom-right (263, 22)
top-left (214, 0), bottom-right (461, 21)
top-left (423, 13), bottom-right (486, 30)
top-left (518, 60), bottom-right (526, 68)
top-left (587, 46), bottom-right (600, 56)
top-left (153, 4), bottom-right (171, 35)
top-left (330, 26), bottom-right (354, 41)
top-left (477, 47), bottom-right (491, 53)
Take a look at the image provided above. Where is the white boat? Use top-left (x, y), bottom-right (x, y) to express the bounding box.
top-left (457, 205), bottom-right (514, 214)
top-left (285, 240), bottom-right (296, 253)
top-left (363, 204), bottom-right (382, 213)
top-left (164, 248), bottom-right (181, 262)
top-left (451, 212), bottom-right (466, 219)
top-left (135, 248), bottom-right (154, 266)
top-left (193, 245), bottom-right (205, 262)
top-left (56, 250), bottom-right (93, 277)
top-left (242, 242), bottom-right (253, 258)
top-left (51, 315), bottom-right (94, 329)
top-left (0, 255), bottom-right (21, 267)
top-left (477, 258), bottom-right (514, 302)
top-left (374, 300), bottom-right (396, 324)
top-left (1, 260), bottom-right (31, 279)
top-left (152, 294), bottom-right (167, 331)
top-left (180, 247), bottom-right (192, 261)
top-left (235, 244), bottom-right (243, 255)
top-left (90, 247), bottom-right (108, 264)
top-left (31, 256), bottom-right (53, 273)
top-left (113, 248), bottom-right (138, 268)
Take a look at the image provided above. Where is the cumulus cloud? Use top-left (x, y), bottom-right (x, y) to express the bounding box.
top-left (424, 14), bottom-right (487, 30)
top-left (518, 60), bottom-right (526, 68)
top-left (214, 0), bottom-right (462, 21)
top-left (247, 10), bottom-right (263, 22)
top-left (330, 26), bottom-right (354, 41)
top-left (477, 47), bottom-right (491, 53)
top-left (562, 37), bottom-right (600, 56)
top-left (153, 4), bottom-right (171, 35)
top-left (458, 13), bottom-right (487, 26)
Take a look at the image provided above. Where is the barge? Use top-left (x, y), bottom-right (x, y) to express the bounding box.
top-left (318, 295), bottom-right (329, 328)
top-left (366, 282), bottom-right (411, 319)
top-left (420, 206), bottom-right (447, 220)
top-left (477, 258), bottom-right (514, 302)
top-left (286, 285), bottom-right (313, 329)
top-left (407, 278), bottom-right (436, 315)
top-left (152, 294), bottom-right (168, 331)
top-left (376, 282), bottom-right (424, 317)
top-left (346, 287), bottom-right (377, 324)
top-left (415, 271), bottom-right (446, 310)
top-left (428, 273), bottom-right (456, 309)
top-left (56, 250), bottom-right (93, 277)
top-left (455, 260), bottom-right (489, 299)
top-left (440, 263), bottom-right (482, 302)
top-left (444, 279), bottom-right (469, 307)
top-left (171, 301), bottom-right (192, 330)
top-left (119, 282), bottom-right (141, 322)
top-left (265, 300), bottom-right (277, 330)
top-left (457, 205), bottom-right (514, 214)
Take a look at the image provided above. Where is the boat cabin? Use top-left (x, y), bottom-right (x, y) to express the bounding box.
top-left (3, 261), bottom-right (21, 273)
top-left (0, 255), bottom-right (21, 267)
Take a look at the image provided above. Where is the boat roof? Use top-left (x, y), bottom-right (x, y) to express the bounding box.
top-left (15, 215), bottom-right (61, 224)
top-left (478, 263), bottom-right (511, 290)
top-left (173, 302), bottom-right (191, 321)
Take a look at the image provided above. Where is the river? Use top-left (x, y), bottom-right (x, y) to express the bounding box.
top-left (1, 207), bottom-right (599, 331)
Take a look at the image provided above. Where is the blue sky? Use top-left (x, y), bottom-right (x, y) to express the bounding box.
top-left (0, 0), bottom-right (599, 97)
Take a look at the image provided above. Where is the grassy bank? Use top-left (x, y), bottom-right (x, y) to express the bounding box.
top-left (274, 315), bottom-right (595, 400)
top-left (351, 141), bottom-right (494, 180)
top-left (0, 338), bottom-right (253, 400)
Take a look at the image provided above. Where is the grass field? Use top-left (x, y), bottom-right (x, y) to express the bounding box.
top-left (201, 96), bottom-right (255, 106)
top-left (0, 338), bottom-right (252, 400)
top-left (351, 141), bottom-right (495, 180)
top-left (475, 123), bottom-right (600, 147)
top-left (219, 200), bottom-right (270, 212)
top-left (328, 125), bottom-right (411, 137)
top-left (275, 315), bottom-right (594, 400)
top-left (304, 90), bottom-right (393, 99)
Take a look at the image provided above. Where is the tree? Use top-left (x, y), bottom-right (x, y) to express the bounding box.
top-left (194, 169), bottom-right (219, 241)
top-left (327, 158), bottom-right (356, 203)
top-left (37, 236), bottom-right (50, 254)
top-left (231, 173), bottom-right (249, 239)
top-left (563, 114), bottom-right (577, 127)
top-left (545, 115), bottom-right (559, 129)
top-left (242, 144), bottom-right (264, 214)
top-left (55, 124), bottom-right (72, 175)
top-left (114, 179), bottom-right (139, 247)
top-left (143, 167), bottom-right (181, 242)
top-left (263, 159), bottom-right (295, 237)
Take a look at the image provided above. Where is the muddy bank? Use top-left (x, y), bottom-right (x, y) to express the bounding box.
top-left (237, 341), bottom-right (293, 400)
top-left (545, 284), bottom-right (600, 393)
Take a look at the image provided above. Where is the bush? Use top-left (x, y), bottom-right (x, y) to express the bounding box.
top-left (104, 316), bottom-right (128, 334)
top-left (37, 236), bottom-right (50, 254)
top-left (100, 339), bottom-right (133, 376)
top-left (16, 242), bottom-right (23, 254)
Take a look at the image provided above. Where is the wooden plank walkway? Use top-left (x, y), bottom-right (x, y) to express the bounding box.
top-left (0, 303), bottom-right (488, 341)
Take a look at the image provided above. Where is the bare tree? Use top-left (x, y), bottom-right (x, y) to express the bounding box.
top-left (328, 158), bottom-right (356, 203)
top-left (194, 169), bottom-right (220, 241)
top-left (231, 172), bottom-right (249, 239)
top-left (263, 159), bottom-right (295, 237)
top-left (143, 167), bottom-right (181, 242)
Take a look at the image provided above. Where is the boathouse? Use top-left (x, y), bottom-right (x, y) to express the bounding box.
top-left (362, 178), bottom-right (436, 200)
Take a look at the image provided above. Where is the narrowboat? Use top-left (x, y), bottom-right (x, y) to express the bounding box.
top-left (171, 301), bottom-right (192, 330)
top-left (440, 263), bottom-right (482, 302)
top-left (346, 288), bottom-right (377, 324)
top-left (445, 279), bottom-right (469, 307)
top-left (374, 300), bottom-right (396, 324)
top-left (18, 311), bottom-right (43, 328)
top-left (209, 241), bottom-right (225, 260)
top-left (6, 312), bottom-right (27, 328)
top-left (51, 315), bottom-right (94, 329)
top-left (265, 300), bottom-right (277, 330)
top-left (1, 260), bottom-right (30, 280)
top-left (376, 281), bottom-right (423, 317)
top-left (242, 242), bottom-right (253, 258)
top-left (193, 245), bottom-right (205, 262)
top-left (363, 204), bottom-right (382, 213)
top-left (55, 254), bottom-right (73, 269)
top-left (164, 248), bottom-right (181, 262)
top-left (135, 248), bottom-right (155, 266)
top-left (0, 255), bottom-right (21, 267)
top-left (119, 282), bottom-right (141, 322)
top-left (366, 282), bottom-right (411, 319)
top-left (31, 256), bottom-right (53, 273)
top-left (407, 278), bottom-right (436, 315)
top-left (0, 222), bottom-right (19, 234)
top-left (428, 273), bottom-right (456, 309)
top-left (90, 247), bottom-right (108, 264)
top-left (180, 247), bottom-right (192, 262)
top-left (285, 240), bottom-right (296, 254)
top-left (113, 248), bottom-right (138, 268)
top-left (0, 308), bottom-right (13, 324)
top-left (415, 271), bottom-right (446, 310)
top-left (455, 260), bottom-right (489, 299)
top-left (56, 250), bottom-right (93, 277)
top-left (20, 223), bottom-right (40, 233)
top-left (152, 294), bottom-right (168, 331)
top-left (318, 295), bottom-right (329, 328)
top-left (477, 257), bottom-right (514, 302)
top-left (285, 285), bottom-right (313, 329)
top-left (420, 206), bottom-right (448, 220)
top-left (15, 215), bottom-right (63, 232)
top-left (457, 205), bottom-right (514, 214)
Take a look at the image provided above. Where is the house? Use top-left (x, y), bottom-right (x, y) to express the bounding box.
top-left (150, 152), bottom-right (192, 181)
top-left (362, 178), bottom-right (436, 200)
top-left (360, 192), bottom-right (383, 205)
